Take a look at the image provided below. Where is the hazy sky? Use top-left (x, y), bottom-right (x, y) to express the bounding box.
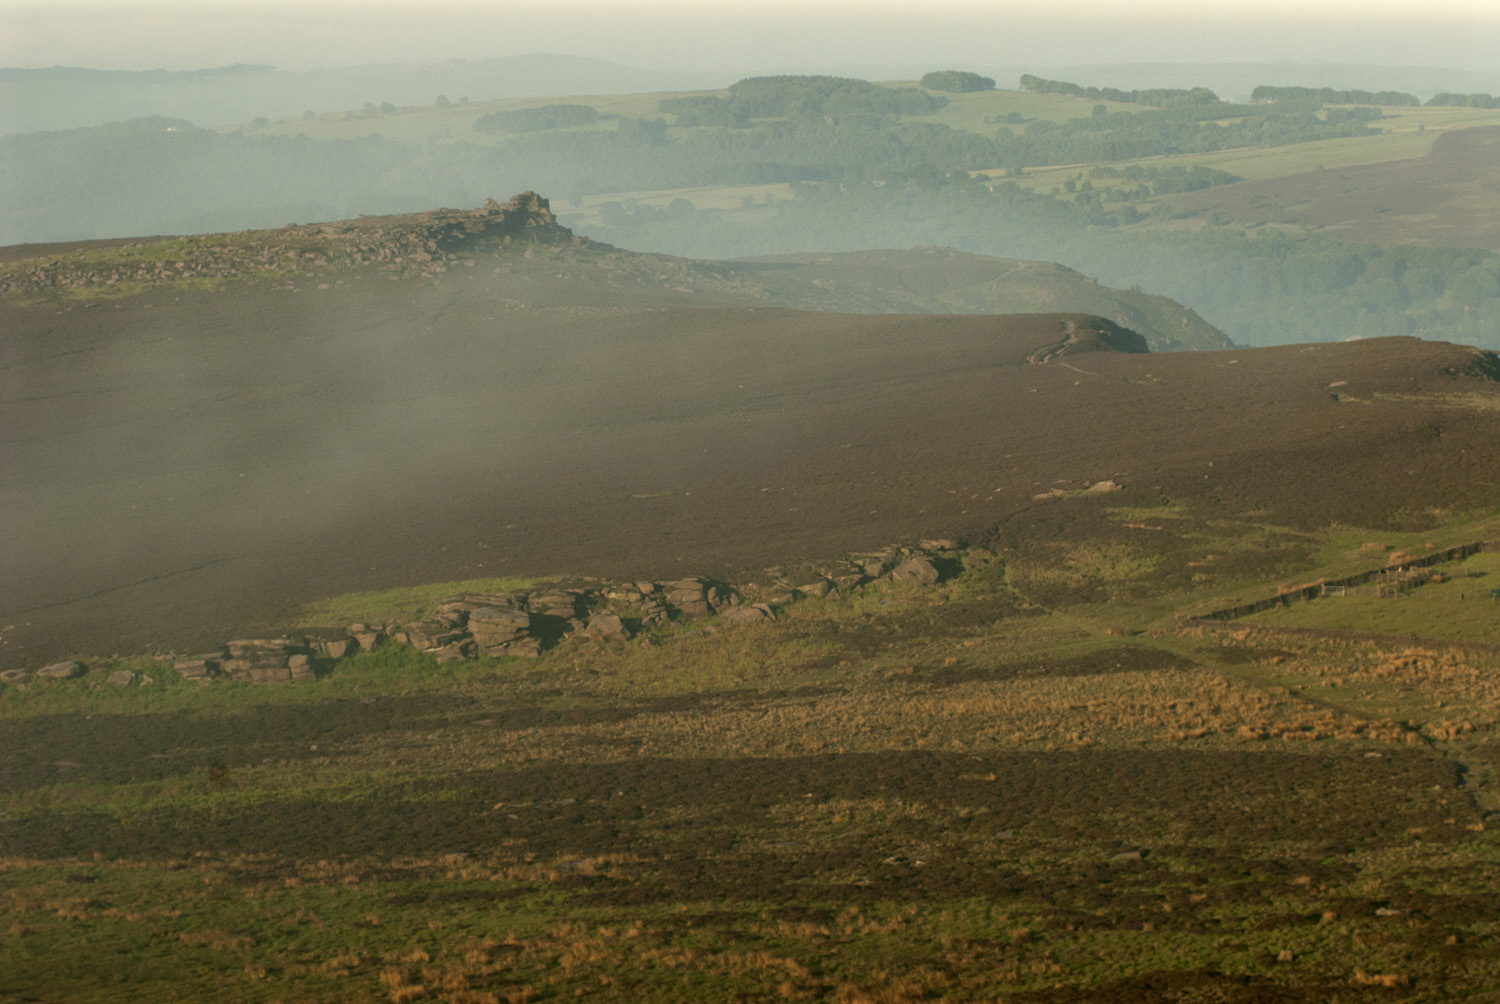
top-left (3, 0), bottom-right (1499, 74)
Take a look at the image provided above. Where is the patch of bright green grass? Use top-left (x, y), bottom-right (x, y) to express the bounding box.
top-left (1247, 551), bottom-right (1500, 644)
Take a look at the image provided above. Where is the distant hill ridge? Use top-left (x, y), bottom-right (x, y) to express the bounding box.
top-left (0, 191), bottom-right (576, 297)
top-left (0, 193), bottom-right (1231, 352)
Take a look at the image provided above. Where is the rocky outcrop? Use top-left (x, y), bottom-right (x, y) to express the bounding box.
top-left (220, 638), bottom-right (317, 683)
top-left (297, 540), bottom-right (971, 675)
top-left (0, 193), bottom-right (580, 298)
top-left (4, 539), bottom-right (980, 687)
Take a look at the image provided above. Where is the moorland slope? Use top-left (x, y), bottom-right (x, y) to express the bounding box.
top-left (2, 200), bottom-right (1498, 666)
top-left (6, 197), bottom-right (1500, 1004)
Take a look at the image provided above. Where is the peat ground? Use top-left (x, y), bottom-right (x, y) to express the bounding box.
top-left (5, 228), bottom-right (1500, 1002)
top-left (3, 260), bottom-right (1499, 665)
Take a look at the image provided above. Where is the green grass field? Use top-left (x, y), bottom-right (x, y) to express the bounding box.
top-left (1248, 551), bottom-right (1500, 644)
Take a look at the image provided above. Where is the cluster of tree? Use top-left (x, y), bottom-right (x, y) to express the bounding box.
top-left (1018, 75), bottom-right (1221, 107)
top-left (1426, 92), bottom-right (1500, 108)
top-left (472, 103), bottom-right (603, 135)
top-left (659, 75), bottom-right (946, 127)
top-left (657, 94), bottom-right (750, 128)
top-left (1250, 85), bottom-right (1419, 106)
top-left (655, 85), bottom-right (1385, 185)
top-left (919, 71), bottom-right (995, 93)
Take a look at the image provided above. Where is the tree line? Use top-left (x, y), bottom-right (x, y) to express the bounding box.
top-left (1018, 74), bottom-right (1221, 108)
top-left (1250, 85), bottom-right (1420, 106)
top-left (1252, 85), bottom-right (1499, 109)
top-left (659, 75), bottom-right (946, 128)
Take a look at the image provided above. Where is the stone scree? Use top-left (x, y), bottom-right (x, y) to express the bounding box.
top-left (3, 541), bottom-right (974, 686)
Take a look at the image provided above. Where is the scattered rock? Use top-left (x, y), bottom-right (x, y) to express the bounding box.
top-left (0, 668), bottom-right (29, 683)
top-left (83, 537), bottom-right (973, 685)
top-left (105, 670), bottom-right (136, 686)
top-left (36, 660), bottom-right (85, 680)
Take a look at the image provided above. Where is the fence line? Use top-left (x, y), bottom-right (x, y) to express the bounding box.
top-left (1185, 540), bottom-right (1498, 624)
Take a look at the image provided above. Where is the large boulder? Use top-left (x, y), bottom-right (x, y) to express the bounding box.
top-left (719, 604), bottom-right (774, 624)
top-left (173, 656), bottom-right (222, 681)
top-left (663, 578), bottom-right (731, 618)
top-left (221, 637), bottom-right (315, 683)
top-left (36, 660), bottom-right (85, 680)
top-left (587, 613), bottom-right (630, 641)
top-left (432, 639), bottom-right (477, 663)
top-left (402, 618), bottom-right (469, 652)
top-left (347, 626), bottom-right (385, 652)
top-left (463, 605), bottom-right (532, 654)
top-left (891, 556), bottom-right (941, 586)
top-left (528, 590), bottom-right (582, 618)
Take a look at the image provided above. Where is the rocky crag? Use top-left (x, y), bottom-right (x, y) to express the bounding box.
top-left (2, 541), bottom-right (973, 688)
top-left (0, 192), bottom-right (578, 298)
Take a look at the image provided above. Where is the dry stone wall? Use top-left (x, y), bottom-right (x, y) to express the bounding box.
top-left (1187, 539), bottom-right (1497, 623)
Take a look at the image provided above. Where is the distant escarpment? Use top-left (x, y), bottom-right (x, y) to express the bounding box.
top-left (0, 192), bottom-right (579, 299)
top-left (0, 193), bottom-right (1230, 353)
